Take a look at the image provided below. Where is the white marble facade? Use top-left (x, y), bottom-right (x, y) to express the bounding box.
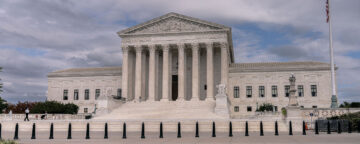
top-left (47, 13), bottom-right (336, 117)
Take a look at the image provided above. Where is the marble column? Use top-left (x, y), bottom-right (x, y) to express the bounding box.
top-left (178, 43), bottom-right (185, 101)
top-left (220, 42), bottom-right (229, 87)
top-left (121, 46), bottom-right (129, 100)
top-left (148, 45), bottom-right (156, 101)
top-left (191, 43), bottom-right (200, 101)
top-left (161, 44), bottom-right (170, 101)
top-left (134, 46), bottom-right (143, 102)
top-left (206, 43), bottom-right (214, 100)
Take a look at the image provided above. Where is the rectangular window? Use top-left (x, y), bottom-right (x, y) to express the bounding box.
top-left (311, 85), bottom-right (317, 97)
top-left (285, 85), bottom-right (290, 97)
top-left (300, 106), bottom-right (304, 108)
top-left (234, 106), bottom-right (239, 112)
top-left (74, 89), bottom-right (79, 100)
top-left (298, 85), bottom-right (304, 97)
top-left (272, 85), bottom-right (278, 97)
top-left (95, 89), bottom-right (100, 100)
top-left (234, 86), bottom-right (239, 98)
top-left (84, 108), bottom-right (88, 113)
top-left (312, 105), bottom-right (317, 108)
top-left (259, 86), bottom-right (265, 97)
top-left (246, 86), bottom-right (252, 98)
top-left (274, 106), bottom-right (278, 112)
top-left (85, 89), bottom-right (90, 100)
top-left (247, 106), bottom-right (252, 112)
top-left (63, 90), bottom-right (68, 100)
top-left (117, 89), bottom-right (122, 98)
top-left (204, 85), bottom-right (207, 90)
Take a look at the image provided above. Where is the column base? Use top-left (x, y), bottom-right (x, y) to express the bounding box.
top-left (160, 99), bottom-right (169, 102)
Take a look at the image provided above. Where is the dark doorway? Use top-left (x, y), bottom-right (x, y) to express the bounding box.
top-left (172, 75), bottom-right (178, 101)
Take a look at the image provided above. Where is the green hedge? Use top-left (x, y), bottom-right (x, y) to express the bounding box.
top-left (327, 111), bottom-right (360, 130)
top-left (30, 101), bottom-right (78, 114)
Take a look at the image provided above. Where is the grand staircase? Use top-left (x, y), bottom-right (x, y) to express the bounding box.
top-left (94, 100), bottom-right (228, 120)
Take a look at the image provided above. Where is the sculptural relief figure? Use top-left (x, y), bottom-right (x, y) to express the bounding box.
top-left (216, 84), bottom-right (227, 95)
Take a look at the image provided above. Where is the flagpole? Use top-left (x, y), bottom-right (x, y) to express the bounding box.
top-left (328, 0), bottom-right (338, 108)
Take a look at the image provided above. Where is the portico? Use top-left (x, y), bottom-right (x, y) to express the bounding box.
top-left (121, 42), bottom-right (230, 102)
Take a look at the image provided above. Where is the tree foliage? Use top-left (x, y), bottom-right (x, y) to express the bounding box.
top-left (339, 101), bottom-right (360, 108)
top-left (257, 103), bottom-right (275, 112)
top-left (6, 101), bottom-right (78, 114)
top-left (0, 96), bottom-right (7, 114)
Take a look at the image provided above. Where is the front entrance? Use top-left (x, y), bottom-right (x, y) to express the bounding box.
top-left (172, 75), bottom-right (178, 101)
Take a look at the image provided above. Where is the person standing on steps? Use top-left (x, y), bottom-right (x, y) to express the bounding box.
top-left (24, 107), bottom-right (30, 121)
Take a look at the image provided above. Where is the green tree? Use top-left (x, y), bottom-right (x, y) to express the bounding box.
top-left (0, 97), bottom-right (7, 113)
top-left (0, 67), bottom-right (2, 93)
top-left (257, 103), bottom-right (275, 112)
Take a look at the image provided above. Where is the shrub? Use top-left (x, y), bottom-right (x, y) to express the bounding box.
top-left (30, 101), bottom-right (78, 114)
top-left (281, 108), bottom-right (287, 116)
top-left (257, 103), bottom-right (274, 112)
top-left (0, 97), bottom-right (8, 113)
top-left (5, 101), bottom-right (36, 113)
top-left (327, 111), bottom-right (360, 130)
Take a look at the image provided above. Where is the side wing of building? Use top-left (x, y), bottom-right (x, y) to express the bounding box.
top-left (47, 67), bottom-right (122, 114)
top-left (227, 61), bottom-right (335, 118)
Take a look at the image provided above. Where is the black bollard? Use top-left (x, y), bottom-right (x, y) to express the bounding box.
top-left (260, 121), bottom-right (264, 136)
top-left (327, 121), bottom-right (331, 134)
top-left (31, 123), bottom-right (36, 139)
top-left (275, 121), bottom-right (279, 136)
top-left (289, 121), bottom-right (293, 136)
top-left (85, 123), bottom-right (90, 139)
top-left (212, 121), bottom-right (216, 137)
top-left (122, 123), bottom-right (127, 139)
top-left (0, 123), bottom-right (2, 140)
top-left (245, 121), bottom-right (249, 136)
top-left (177, 122), bottom-right (181, 138)
top-left (302, 121), bottom-right (306, 135)
top-left (315, 120), bottom-right (319, 135)
top-left (358, 121), bottom-right (360, 133)
top-left (104, 123), bottom-right (108, 139)
top-left (348, 121), bottom-right (352, 133)
top-left (195, 121), bottom-right (199, 138)
top-left (337, 121), bottom-right (342, 134)
top-left (49, 123), bottom-right (54, 139)
top-left (159, 122), bottom-right (163, 138)
top-left (229, 121), bottom-right (233, 137)
top-left (67, 123), bottom-right (72, 139)
top-left (14, 123), bottom-right (19, 140)
top-left (141, 122), bottom-right (145, 139)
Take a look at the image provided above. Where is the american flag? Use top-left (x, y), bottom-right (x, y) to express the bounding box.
top-left (326, 0), bottom-right (330, 23)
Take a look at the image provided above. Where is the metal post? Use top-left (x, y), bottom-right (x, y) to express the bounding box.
top-left (14, 123), bottom-right (19, 140)
top-left (195, 121), bottom-right (199, 138)
top-left (302, 121), bottom-right (306, 135)
top-left (49, 123), bottom-right (54, 139)
top-left (141, 122), bottom-right (145, 139)
top-left (348, 121), bottom-right (352, 133)
top-left (104, 123), bottom-right (108, 139)
top-left (327, 121), bottom-right (331, 134)
top-left (122, 123), bottom-right (127, 139)
top-left (328, 0), bottom-right (338, 108)
top-left (315, 120), bottom-right (319, 135)
top-left (159, 122), bottom-right (163, 138)
top-left (212, 121), bottom-right (216, 137)
top-left (229, 121), bottom-right (233, 137)
top-left (260, 121), bottom-right (264, 136)
top-left (275, 121), bottom-right (279, 136)
top-left (245, 121), bottom-right (249, 136)
top-left (85, 123), bottom-right (90, 139)
top-left (67, 123), bottom-right (72, 139)
top-left (177, 122), bottom-right (181, 138)
top-left (337, 121), bottom-right (341, 134)
top-left (31, 123), bottom-right (36, 139)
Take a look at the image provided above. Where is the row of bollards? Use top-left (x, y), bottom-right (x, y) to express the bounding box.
top-left (5, 120), bottom-right (360, 140)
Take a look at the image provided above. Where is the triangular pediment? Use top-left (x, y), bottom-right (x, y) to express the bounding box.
top-left (118, 12), bottom-right (230, 35)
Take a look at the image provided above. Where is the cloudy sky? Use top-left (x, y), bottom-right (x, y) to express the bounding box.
top-left (0, 0), bottom-right (359, 104)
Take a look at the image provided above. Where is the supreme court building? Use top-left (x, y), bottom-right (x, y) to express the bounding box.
top-left (47, 13), bottom-right (335, 119)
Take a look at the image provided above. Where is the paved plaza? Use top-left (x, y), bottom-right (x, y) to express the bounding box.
top-left (1, 131), bottom-right (359, 144)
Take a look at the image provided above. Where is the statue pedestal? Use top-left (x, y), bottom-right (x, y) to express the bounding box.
top-left (214, 94), bottom-right (229, 118)
top-left (285, 106), bottom-right (302, 120)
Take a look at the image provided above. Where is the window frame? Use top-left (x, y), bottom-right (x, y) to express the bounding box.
top-left (234, 106), bottom-right (239, 112)
top-left (84, 89), bottom-right (90, 100)
top-left (272, 85), bottom-right (278, 97)
top-left (84, 108), bottom-right (88, 113)
top-left (95, 89), bottom-right (100, 100)
top-left (246, 86), bottom-right (252, 98)
top-left (74, 89), bottom-right (79, 100)
top-left (311, 85), bottom-right (317, 97)
top-left (234, 86), bottom-right (240, 98)
top-left (259, 86), bottom-right (265, 97)
top-left (285, 85), bottom-right (290, 97)
top-left (63, 89), bottom-right (68, 100)
top-left (298, 85), bottom-right (304, 97)
top-left (117, 88), bottom-right (122, 98)
top-left (247, 106), bottom-right (252, 112)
